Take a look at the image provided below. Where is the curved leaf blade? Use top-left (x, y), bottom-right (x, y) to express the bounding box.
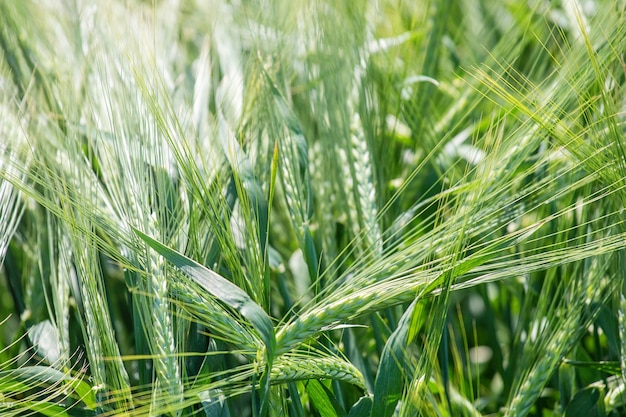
top-left (564, 387), bottom-right (600, 417)
top-left (371, 300), bottom-right (419, 417)
top-left (347, 396), bottom-right (373, 417)
top-left (133, 227), bottom-right (275, 357)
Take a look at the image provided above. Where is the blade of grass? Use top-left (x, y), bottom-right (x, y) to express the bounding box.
top-left (133, 227), bottom-right (276, 358)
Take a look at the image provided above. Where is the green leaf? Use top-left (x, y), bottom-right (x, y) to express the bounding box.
top-left (347, 396), bottom-right (373, 417)
top-left (287, 382), bottom-right (306, 417)
top-left (67, 376), bottom-right (98, 411)
top-left (371, 300), bottom-right (418, 417)
top-left (306, 380), bottom-right (346, 417)
top-left (133, 227), bottom-right (276, 357)
top-left (27, 320), bottom-right (61, 365)
top-left (12, 401), bottom-right (70, 417)
top-left (564, 387), bottom-right (600, 417)
top-left (199, 388), bottom-right (232, 417)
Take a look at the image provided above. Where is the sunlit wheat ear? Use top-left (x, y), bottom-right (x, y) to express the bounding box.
top-left (350, 113), bottom-right (382, 256)
top-left (145, 248), bottom-right (183, 412)
top-left (271, 354), bottom-right (366, 389)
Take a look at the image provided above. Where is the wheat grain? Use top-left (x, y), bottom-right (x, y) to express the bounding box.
top-left (272, 355), bottom-right (366, 390)
top-left (279, 131), bottom-right (307, 228)
top-left (350, 113), bottom-right (382, 256)
top-left (504, 326), bottom-right (570, 417)
top-left (275, 270), bottom-right (437, 354)
top-left (147, 251), bottom-right (183, 409)
top-left (70, 223), bottom-right (133, 409)
top-left (337, 146), bottom-right (361, 243)
top-left (505, 256), bottom-right (612, 417)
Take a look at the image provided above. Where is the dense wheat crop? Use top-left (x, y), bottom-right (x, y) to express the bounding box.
top-left (1, 1), bottom-right (626, 416)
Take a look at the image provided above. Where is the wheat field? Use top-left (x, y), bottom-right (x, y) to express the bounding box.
top-left (1, 1), bottom-right (626, 416)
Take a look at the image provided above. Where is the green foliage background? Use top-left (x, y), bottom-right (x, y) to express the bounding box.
top-left (1, 0), bottom-right (626, 416)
